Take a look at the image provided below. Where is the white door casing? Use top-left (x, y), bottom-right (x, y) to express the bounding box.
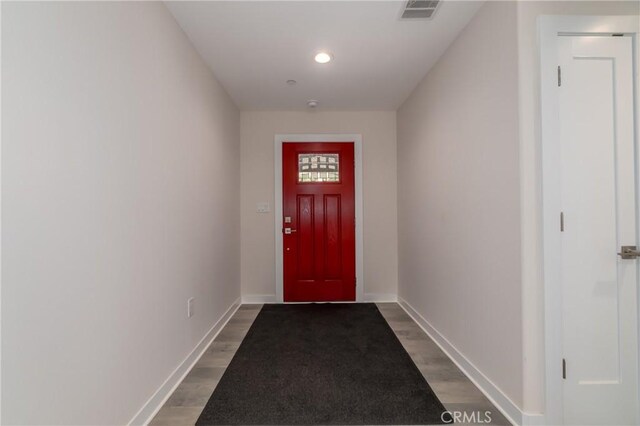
top-left (274, 134), bottom-right (364, 304)
top-left (540, 16), bottom-right (640, 426)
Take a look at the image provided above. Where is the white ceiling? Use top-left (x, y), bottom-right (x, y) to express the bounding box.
top-left (166, 1), bottom-right (483, 110)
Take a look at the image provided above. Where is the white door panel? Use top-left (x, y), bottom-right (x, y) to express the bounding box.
top-left (558, 35), bottom-right (638, 425)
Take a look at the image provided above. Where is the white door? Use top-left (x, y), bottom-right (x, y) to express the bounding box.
top-left (558, 35), bottom-right (638, 425)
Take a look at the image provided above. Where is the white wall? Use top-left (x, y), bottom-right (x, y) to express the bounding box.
top-left (516, 1), bottom-right (640, 415)
top-left (1, 2), bottom-right (240, 424)
top-left (240, 111), bottom-right (397, 302)
top-left (397, 0), bottom-right (523, 414)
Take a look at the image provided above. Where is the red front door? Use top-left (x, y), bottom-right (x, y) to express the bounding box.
top-left (283, 142), bottom-right (356, 302)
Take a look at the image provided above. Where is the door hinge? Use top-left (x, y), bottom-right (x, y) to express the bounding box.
top-left (557, 66), bottom-right (562, 87)
top-left (562, 358), bottom-right (567, 379)
top-left (560, 212), bottom-right (564, 232)
top-left (354, 277), bottom-right (357, 287)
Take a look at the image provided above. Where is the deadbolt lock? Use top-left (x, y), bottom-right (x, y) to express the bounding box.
top-left (618, 245), bottom-right (640, 259)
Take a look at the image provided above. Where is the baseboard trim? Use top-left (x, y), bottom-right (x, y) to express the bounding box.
top-left (398, 297), bottom-right (528, 426)
top-left (241, 294), bottom-right (277, 304)
top-left (364, 293), bottom-right (398, 302)
top-left (242, 294), bottom-right (398, 303)
top-left (128, 297), bottom-right (241, 426)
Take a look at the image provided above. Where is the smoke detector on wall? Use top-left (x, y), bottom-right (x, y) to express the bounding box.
top-left (400, 0), bottom-right (440, 19)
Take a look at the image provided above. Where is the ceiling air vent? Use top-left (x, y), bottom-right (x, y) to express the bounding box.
top-left (400, 0), bottom-right (440, 19)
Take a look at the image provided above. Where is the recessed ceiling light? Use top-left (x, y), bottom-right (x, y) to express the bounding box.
top-left (286, 79), bottom-right (297, 85)
top-left (314, 52), bottom-right (332, 64)
top-left (307, 100), bottom-right (319, 108)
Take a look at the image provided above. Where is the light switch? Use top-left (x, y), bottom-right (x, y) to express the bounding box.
top-left (257, 202), bottom-right (270, 213)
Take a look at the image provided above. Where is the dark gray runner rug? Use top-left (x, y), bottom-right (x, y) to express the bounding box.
top-left (196, 303), bottom-right (446, 425)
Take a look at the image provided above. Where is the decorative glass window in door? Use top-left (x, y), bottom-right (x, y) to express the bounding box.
top-left (298, 153), bottom-right (340, 182)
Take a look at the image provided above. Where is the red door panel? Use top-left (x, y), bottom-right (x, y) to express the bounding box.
top-left (283, 142), bottom-right (355, 302)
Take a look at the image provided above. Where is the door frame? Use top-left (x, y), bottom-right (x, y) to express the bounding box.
top-left (539, 15), bottom-right (640, 425)
top-left (274, 134), bottom-right (364, 303)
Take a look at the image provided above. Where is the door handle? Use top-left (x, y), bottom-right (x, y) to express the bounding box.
top-left (618, 245), bottom-right (640, 259)
top-left (284, 228), bottom-right (297, 235)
